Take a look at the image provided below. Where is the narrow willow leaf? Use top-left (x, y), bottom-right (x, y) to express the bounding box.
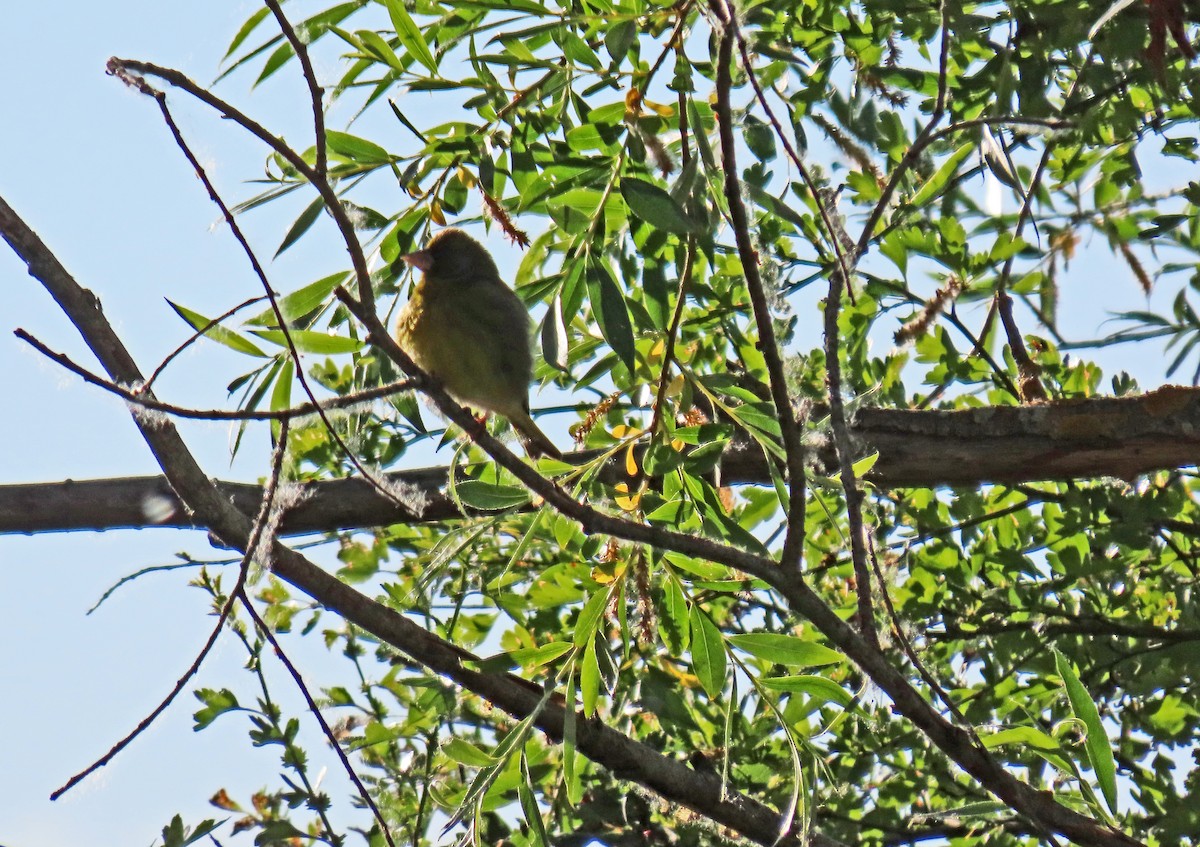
top-left (248, 272), bottom-right (348, 326)
top-left (507, 641), bottom-right (574, 670)
top-left (249, 329), bottom-right (362, 354)
top-left (442, 738), bottom-right (497, 767)
top-left (580, 637), bottom-right (600, 717)
top-left (519, 753), bottom-right (550, 847)
top-left (777, 722), bottom-right (803, 841)
top-left (729, 634), bottom-right (844, 668)
top-left (586, 259), bottom-right (636, 371)
top-left (981, 726), bottom-right (1062, 751)
top-left (254, 41), bottom-right (295, 88)
top-left (168, 301), bottom-right (267, 357)
top-left (910, 142), bottom-right (974, 208)
top-left (689, 604), bottom-right (726, 698)
top-left (356, 29), bottom-right (406, 73)
top-left (620, 177), bottom-right (698, 234)
top-left (563, 664), bottom-right (582, 805)
top-left (275, 196), bottom-right (324, 257)
top-left (453, 481), bottom-right (531, 511)
top-left (573, 588), bottom-right (610, 647)
top-left (850, 451), bottom-right (879, 478)
top-left (387, 99), bottom-right (429, 144)
top-left (444, 688), bottom-right (552, 832)
top-left (540, 292), bottom-right (569, 370)
top-left (269, 357), bottom-right (293, 442)
top-left (385, 0), bottom-right (438, 74)
top-left (326, 130), bottom-right (392, 165)
top-left (760, 675), bottom-right (854, 706)
top-left (223, 7), bottom-right (271, 60)
top-left (658, 577), bottom-right (690, 653)
top-left (1056, 651), bottom-right (1119, 815)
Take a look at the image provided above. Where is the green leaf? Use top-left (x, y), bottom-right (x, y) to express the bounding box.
top-left (605, 19), bottom-right (636, 63)
top-left (1056, 651), bottom-right (1119, 815)
top-left (161, 815), bottom-right (224, 847)
top-left (910, 142), bottom-right (974, 208)
top-left (249, 329), bottom-right (363, 354)
top-left (255, 41), bottom-right (295, 87)
top-left (248, 272), bottom-right (348, 326)
top-left (356, 29), bottom-right (406, 74)
top-left (574, 589), bottom-right (611, 647)
top-left (689, 604), bottom-right (726, 698)
top-left (326, 130), bottom-right (393, 165)
top-left (981, 726), bottom-right (1062, 752)
top-left (168, 301), bottom-right (267, 357)
top-left (442, 738), bottom-right (497, 767)
top-left (223, 7), bottom-right (271, 60)
top-left (759, 675), bottom-right (854, 707)
top-left (540, 292), bottom-right (569, 370)
top-left (563, 666), bottom-right (582, 804)
top-left (580, 637), bottom-right (600, 717)
top-left (743, 115), bottom-right (777, 162)
top-left (193, 688), bottom-right (240, 730)
top-left (729, 634), bottom-right (844, 668)
top-left (276, 196), bottom-right (324, 257)
top-left (658, 578), bottom-right (690, 653)
top-left (519, 754), bottom-right (550, 847)
top-left (586, 259), bottom-right (636, 372)
top-left (270, 357), bottom-right (294, 434)
top-left (444, 689), bottom-right (552, 830)
top-left (384, 0), bottom-right (438, 75)
top-left (453, 481), bottom-right (532, 511)
top-left (508, 641), bottom-right (574, 670)
top-left (620, 177), bottom-right (698, 234)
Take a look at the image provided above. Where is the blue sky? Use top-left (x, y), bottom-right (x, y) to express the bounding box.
top-left (0, 2), bottom-right (1187, 845)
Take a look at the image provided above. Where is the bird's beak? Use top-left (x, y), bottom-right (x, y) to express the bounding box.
top-left (401, 249), bottom-right (433, 272)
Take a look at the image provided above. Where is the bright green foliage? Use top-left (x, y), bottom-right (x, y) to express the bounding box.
top-left (152, 0), bottom-right (1200, 845)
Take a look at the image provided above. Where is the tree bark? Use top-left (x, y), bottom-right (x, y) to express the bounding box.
top-left (4, 387), bottom-right (1197, 535)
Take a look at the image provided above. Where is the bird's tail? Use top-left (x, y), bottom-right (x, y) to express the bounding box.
top-left (511, 407), bottom-right (562, 460)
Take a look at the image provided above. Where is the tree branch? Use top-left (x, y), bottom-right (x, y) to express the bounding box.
top-left (5, 386), bottom-right (1200, 534)
top-left (0, 191), bottom-right (850, 847)
top-left (710, 3), bottom-right (809, 571)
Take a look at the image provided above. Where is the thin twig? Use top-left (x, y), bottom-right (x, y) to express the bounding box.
top-left (855, 3), bottom-right (952, 258)
top-left (828, 7), bottom-right (950, 640)
top-left (51, 417), bottom-right (292, 800)
top-left (869, 534), bottom-right (980, 742)
top-left (239, 592), bottom-right (398, 847)
top-left (106, 62), bottom-right (414, 505)
top-left (987, 48), bottom-right (1097, 402)
top-left (733, 33), bottom-right (854, 300)
top-left (262, 0), bottom-right (327, 179)
top-left (16, 328), bottom-right (416, 422)
top-left (106, 59), bottom-right (375, 307)
top-left (996, 291), bottom-right (1048, 402)
top-left (648, 238), bottom-right (697, 441)
top-left (142, 294), bottom-right (268, 393)
top-left (710, 1), bottom-right (808, 569)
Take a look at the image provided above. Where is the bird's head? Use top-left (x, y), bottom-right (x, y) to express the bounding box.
top-left (401, 228), bottom-right (500, 284)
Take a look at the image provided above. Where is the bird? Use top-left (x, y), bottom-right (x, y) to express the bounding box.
top-left (395, 227), bottom-right (562, 459)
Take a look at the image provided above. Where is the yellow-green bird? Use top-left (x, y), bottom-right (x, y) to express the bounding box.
top-left (396, 228), bottom-right (562, 459)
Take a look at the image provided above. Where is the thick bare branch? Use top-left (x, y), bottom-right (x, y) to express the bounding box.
top-left (5, 386), bottom-right (1199, 534)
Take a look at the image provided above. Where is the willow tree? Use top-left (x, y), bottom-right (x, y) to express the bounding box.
top-left (3, 0), bottom-right (1200, 846)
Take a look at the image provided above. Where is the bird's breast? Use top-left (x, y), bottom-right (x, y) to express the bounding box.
top-left (395, 280), bottom-right (531, 418)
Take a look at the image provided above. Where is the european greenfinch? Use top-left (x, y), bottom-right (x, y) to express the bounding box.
top-left (396, 228), bottom-right (562, 459)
